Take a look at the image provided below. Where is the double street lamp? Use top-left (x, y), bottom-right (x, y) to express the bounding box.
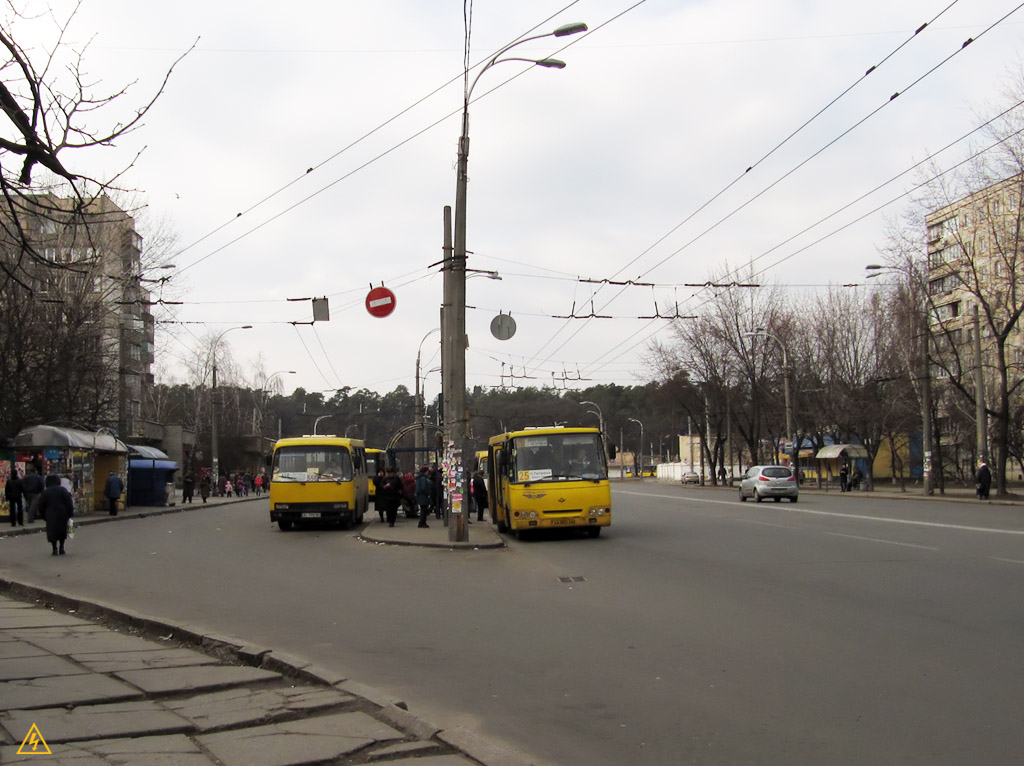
top-left (744, 330), bottom-right (795, 472)
top-left (442, 20), bottom-right (587, 541)
top-left (628, 417), bottom-right (644, 478)
top-left (210, 325), bottom-right (252, 486)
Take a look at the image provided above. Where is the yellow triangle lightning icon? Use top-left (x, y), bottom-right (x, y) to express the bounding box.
top-left (17, 723), bottom-right (52, 755)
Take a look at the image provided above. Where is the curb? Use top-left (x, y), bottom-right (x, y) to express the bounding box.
top-left (0, 576), bottom-right (536, 766)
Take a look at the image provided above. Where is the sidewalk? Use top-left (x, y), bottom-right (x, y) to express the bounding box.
top-left (0, 497), bottom-right (531, 766)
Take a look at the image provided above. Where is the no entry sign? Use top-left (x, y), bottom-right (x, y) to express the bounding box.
top-left (365, 285), bottom-right (396, 318)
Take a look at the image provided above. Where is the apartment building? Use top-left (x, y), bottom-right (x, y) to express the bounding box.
top-left (925, 173), bottom-right (1024, 475)
top-left (23, 194), bottom-right (155, 439)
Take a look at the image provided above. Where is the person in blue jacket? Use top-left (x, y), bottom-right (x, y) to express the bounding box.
top-left (104, 471), bottom-right (124, 516)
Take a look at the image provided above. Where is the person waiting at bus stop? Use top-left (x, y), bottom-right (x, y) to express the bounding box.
top-left (380, 467), bottom-right (404, 527)
top-left (415, 466), bottom-right (432, 528)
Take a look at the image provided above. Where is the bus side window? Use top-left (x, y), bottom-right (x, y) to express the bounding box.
top-left (353, 448), bottom-right (363, 474)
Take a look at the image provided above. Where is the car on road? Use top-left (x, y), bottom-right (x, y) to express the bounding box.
top-left (681, 471), bottom-right (700, 484)
top-left (738, 465), bottom-right (798, 503)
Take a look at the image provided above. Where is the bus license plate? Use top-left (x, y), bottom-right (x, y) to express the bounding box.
top-left (551, 518), bottom-right (576, 526)
top-left (301, 512), bottom-right (321, 518)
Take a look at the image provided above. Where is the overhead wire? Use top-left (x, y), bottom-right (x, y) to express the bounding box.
top-left (521, 1), bottom-right (1018, 379)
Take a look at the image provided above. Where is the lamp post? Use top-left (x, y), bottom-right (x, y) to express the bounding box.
top-left (744, 330), bottom-right (795, 473)
top-left (210, 325), bottom-right (252, 488)
top-left (866, 264), bottom-right (934, 494)
top-left (415, 327), bottom-right (441, 452)
top-left (442, 20), bottom-right (587, 541)
top-left (628, 417), bottom-right (644, 479)
top-left (256, 370), bottom-right (294, 444)
top-left (313, 414), bottom-right (334, 435)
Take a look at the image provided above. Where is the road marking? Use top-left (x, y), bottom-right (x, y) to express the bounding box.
top-left (616, 490), bottom-right (1024, 536)
top-left (990, 557), bottom-right (1024, 565)
top-left (823, 531), bottom-right (939, 550)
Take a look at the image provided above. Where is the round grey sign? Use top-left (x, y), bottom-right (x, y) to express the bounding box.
top-left (490, 312), bottom-right (517, 341)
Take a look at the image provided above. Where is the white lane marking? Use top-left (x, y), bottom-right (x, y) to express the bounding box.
top-left (616, 490), bottom-right (1024, 536)
top-left (823, 531), bottom-right (939, 550)
top-left (990, 557), bottom-right (1024, 565)
top-left (742, 520), bottom-right (794, 529)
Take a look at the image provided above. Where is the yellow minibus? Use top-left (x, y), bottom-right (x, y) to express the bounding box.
top-left (268, 436), bottom-right (368, 531)
top-left (487, 427), bottom-right (612, 538)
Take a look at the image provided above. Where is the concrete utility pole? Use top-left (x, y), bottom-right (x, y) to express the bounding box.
top-left (210, 325), bottom-right (252, 487)
top-left (415, 328), bottom-right (440, 452)
top-left (973, 305), bottom-right (988, 464)
top-left (921, 312), bottom-right (934, 495)
top-left (442, 21), bottom-right (587, 541)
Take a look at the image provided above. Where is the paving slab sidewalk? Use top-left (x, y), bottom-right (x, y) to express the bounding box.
top-left (0, 590), bottom-right (542, 766)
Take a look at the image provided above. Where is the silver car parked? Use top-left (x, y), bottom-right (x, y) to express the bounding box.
top-left (738, 465), bottom-right (798, 503)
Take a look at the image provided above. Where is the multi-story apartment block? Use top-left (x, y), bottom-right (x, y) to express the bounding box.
top-left (25, 194), bottom-right (155, 439)
top-left (925, 173), bottom-right (1024, 474)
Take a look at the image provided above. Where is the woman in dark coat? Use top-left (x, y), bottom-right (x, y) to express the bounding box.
top-left (37, 474), bottom-right (74, 555)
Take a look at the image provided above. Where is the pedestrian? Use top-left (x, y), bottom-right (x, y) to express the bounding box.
top-left (374, 469), bottom-right (386, 522)
top-left (380, 467), bottom-right (403, 527)
top-left (37, 474), bottom-right (73, 556)
top-left (838, 464), bottom-right (849, 493)
top-left (182, 472), bottom-right (195, 503)
top-left (224, 478), bottom-right (233, 498)
top-left (976, 460), bottom-right (992, 500)
top-left (431, 465), bottom-right (443, 519)
top-left (21, 465), bottom-right (43, 523)
top-left (200, 473), bottom-right (211, 503)
top-left (254, 472), bottom-right (264, 496)
top-left (718, 465), bottom-right (727, 485)
top-left (401, 470), bottom-right (416, 517)
top-left (415, 465), bottom-right (432, 528)
top-left (851, 468), bottom-right (863, 491)
top-left (472, 469), bottom-right (488, 522)
top-left (103, 470), bottom-right (124, 516)
top-left (5, 468), bottom-right (24, 526)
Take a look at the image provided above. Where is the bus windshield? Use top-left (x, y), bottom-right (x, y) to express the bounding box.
top-left (273, 445), bottom-right (353, 482)
top-left (511, 432), bottom-right (606, 482)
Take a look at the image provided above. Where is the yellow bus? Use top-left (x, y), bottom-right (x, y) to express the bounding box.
top-left (365, 448), bottom-right (385, 502)
top-left (268, 436), bottom-right (369, 531)
top-left (487, 427), bottom-right (613, 539)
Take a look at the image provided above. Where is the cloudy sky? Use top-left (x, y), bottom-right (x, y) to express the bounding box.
top-left (26, 0), bottom-right (1024, 399)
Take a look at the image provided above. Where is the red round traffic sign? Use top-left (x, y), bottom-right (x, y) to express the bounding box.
top-left (365, 286), bottom-right (396, 318)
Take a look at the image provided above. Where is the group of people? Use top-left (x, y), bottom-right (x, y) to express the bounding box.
top-left (838, 464), bottom-right (863, 492)
top-left (3, 467), bottom-right (126, 555)
top-left (372, 464), bottom-right (489, 529)
top-left (180, 470), bottom-right (267, 504)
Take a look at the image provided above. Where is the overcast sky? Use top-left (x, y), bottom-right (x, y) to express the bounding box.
top-left (30, 0), bottom-right (1024, 400)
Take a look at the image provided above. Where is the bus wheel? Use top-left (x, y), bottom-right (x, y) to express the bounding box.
top-left (496, 516), bottom-right (508, 533)
top-left (277, 520), bottom-right (293, 531)
top-left (587, 527), bottom-right (602, 538)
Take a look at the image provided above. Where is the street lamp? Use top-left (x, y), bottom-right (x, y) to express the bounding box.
top-left (210, 325), bottom-right (252, 488)
top-left (579, 400), bottom-right (604, 433)
top-left (416, 327), bottom-right (441, 452)
top-left (443, 20), bottom-right (587, 541)
top-left (260, 370), bottom-right (295, 444)
top-left (628, 417), bottom-right (644, 478)
top-left (313, 414), bottom-right (335, 435)
top-left (743, 330), bottom-right (795, 473)
top-left (866, 263), bottom-right (934, 494)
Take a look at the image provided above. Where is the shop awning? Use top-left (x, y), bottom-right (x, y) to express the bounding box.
top-left (14, 425), bottom-right (128, 453)
top-left (815, 444), bottom-right (869, 460)
top-left (128, 444), bottom-right (169, 459)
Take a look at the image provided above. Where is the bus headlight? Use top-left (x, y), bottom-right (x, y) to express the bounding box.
top-left (589, 507), bottom-right (608, 516)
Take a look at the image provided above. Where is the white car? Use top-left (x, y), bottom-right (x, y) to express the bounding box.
top-left (681, 471), bottom-right (700, 484)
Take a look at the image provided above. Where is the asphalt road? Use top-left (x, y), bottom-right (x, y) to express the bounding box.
top-left (2, 485), bottom-right (1024, 765)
